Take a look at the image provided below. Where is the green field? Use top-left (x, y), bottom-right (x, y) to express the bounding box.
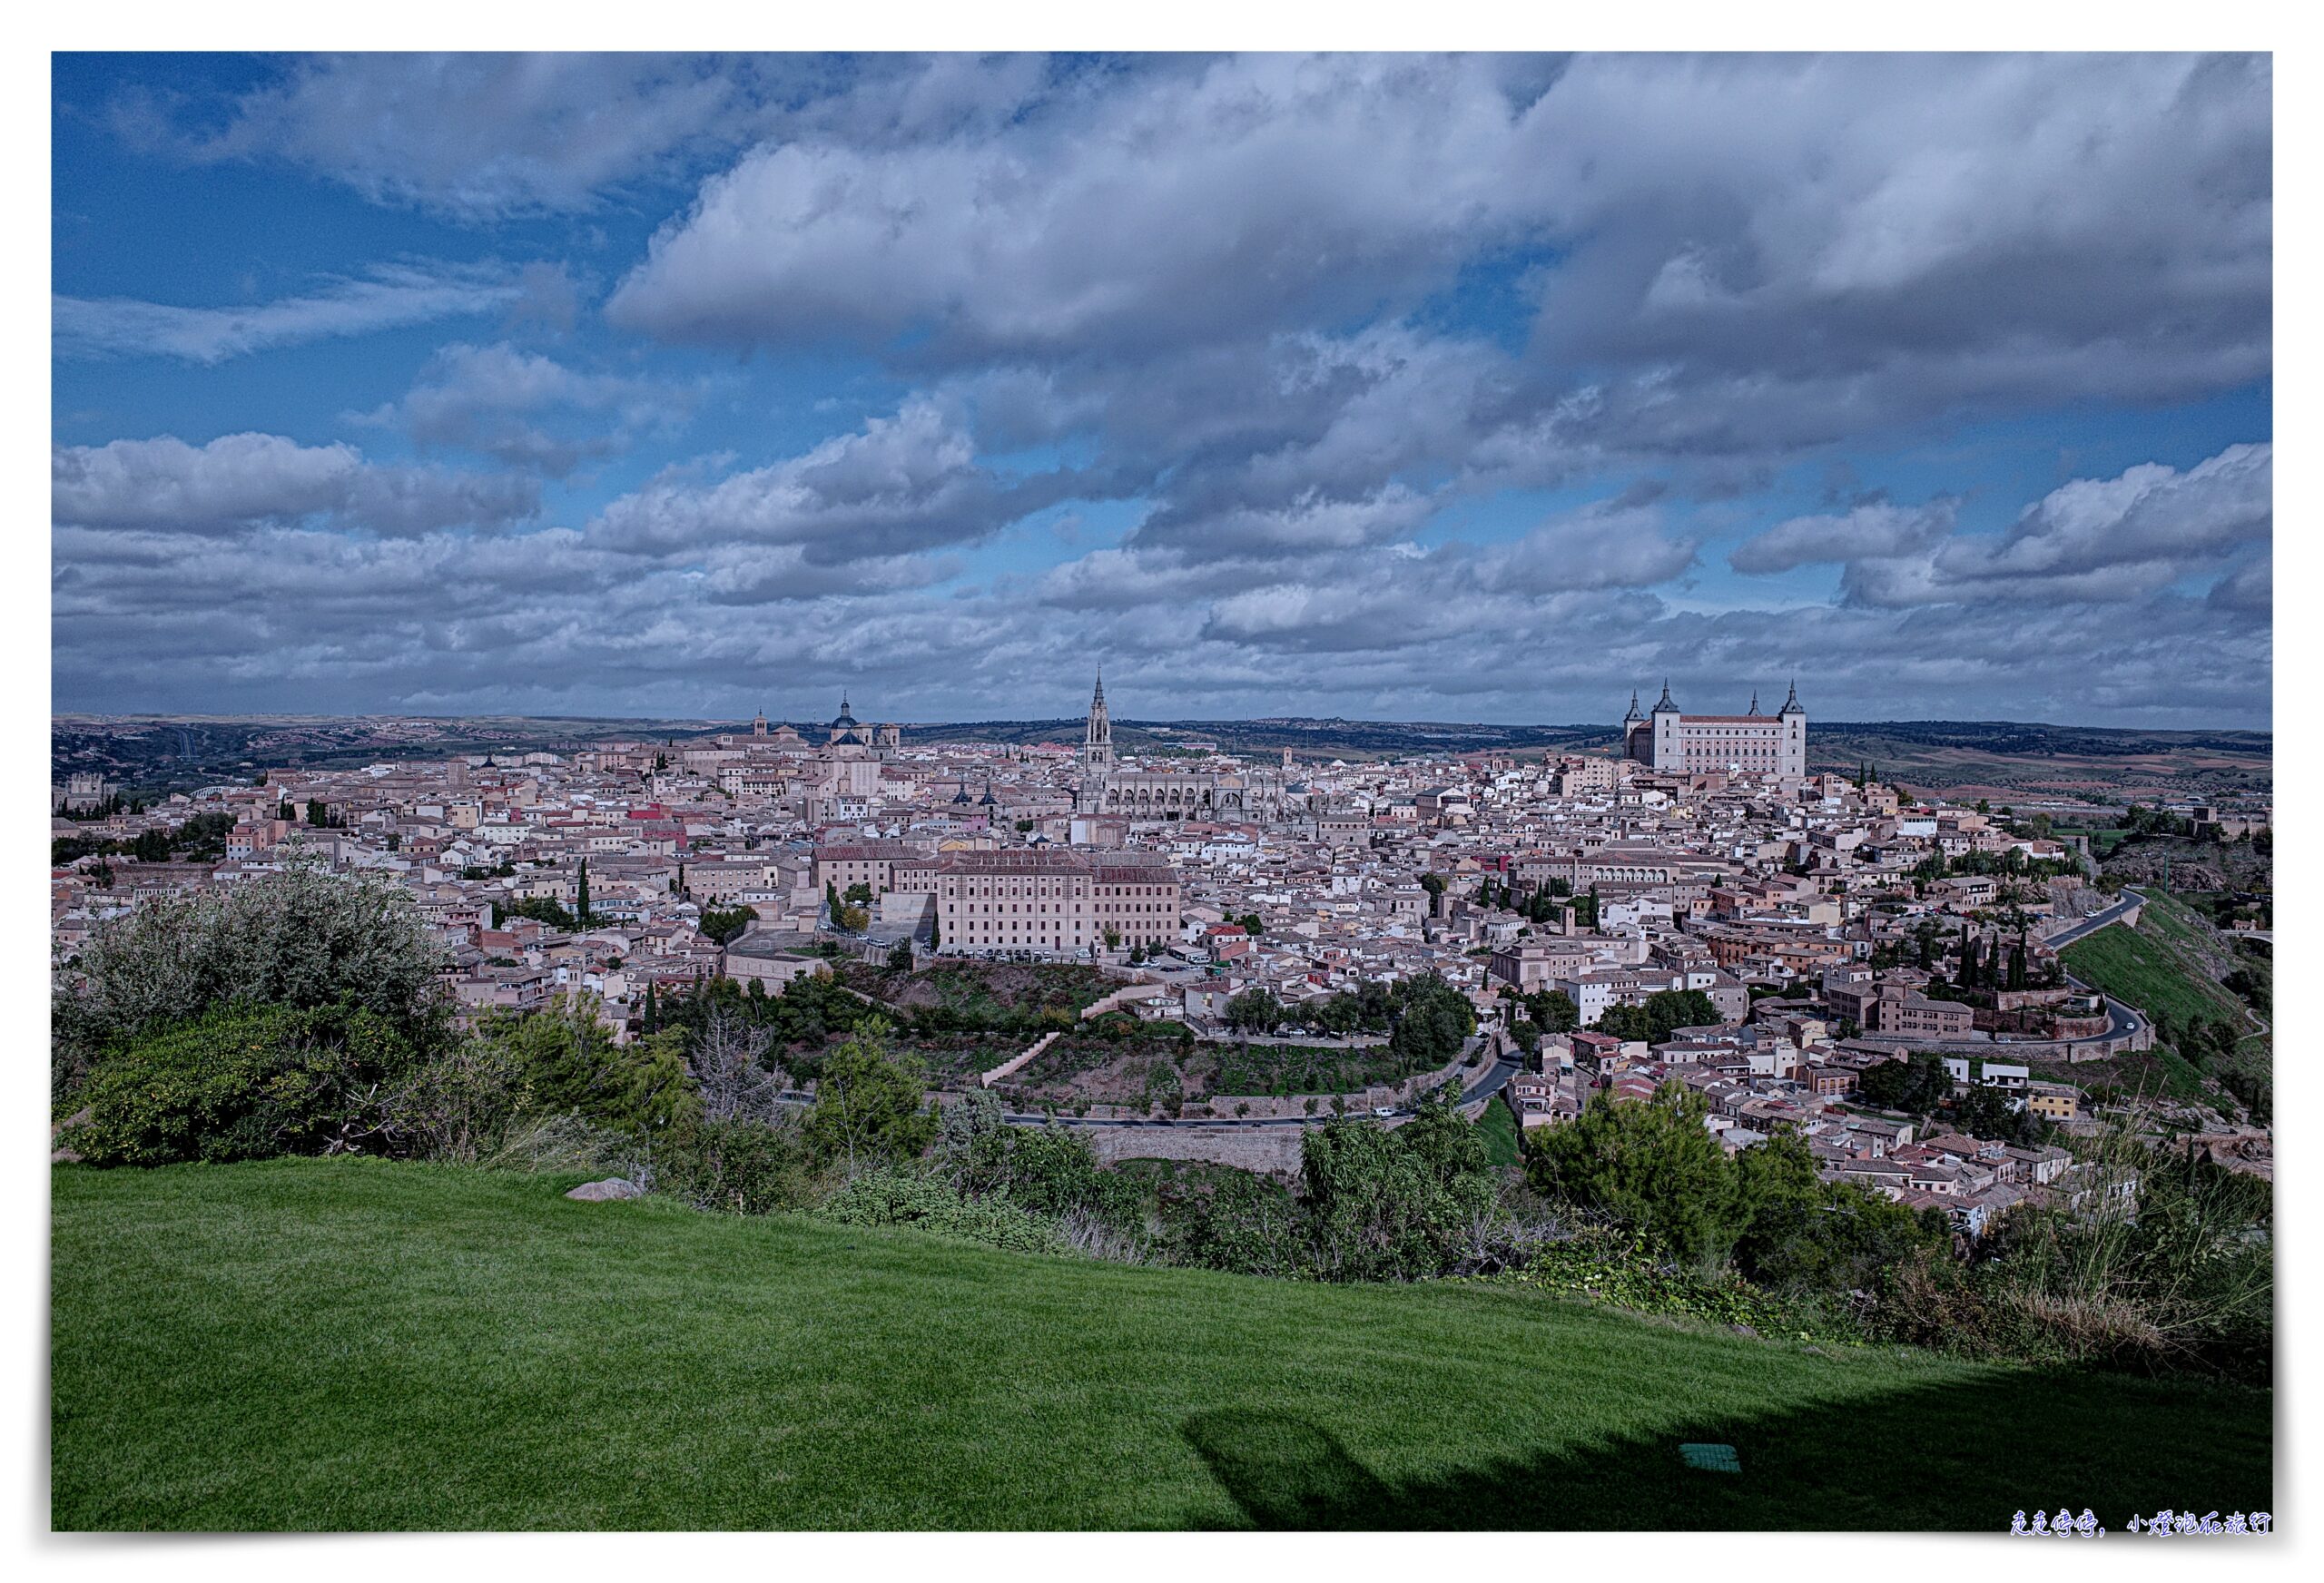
top-left (51, 1159), bottom-right (2270, 1530)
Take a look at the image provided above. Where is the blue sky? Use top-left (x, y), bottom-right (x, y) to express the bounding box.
top-left (51, 53), bottom-right (2272, 727)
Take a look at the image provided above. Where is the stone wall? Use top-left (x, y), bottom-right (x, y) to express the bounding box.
top-left (1085, 1124), bottom-right (1306, 1175)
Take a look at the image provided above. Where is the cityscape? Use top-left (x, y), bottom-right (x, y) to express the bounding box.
top-left (44, 45), bottom-right (2275, 1545)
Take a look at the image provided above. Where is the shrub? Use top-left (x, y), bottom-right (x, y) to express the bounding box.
top-left (1301, 1116), bottom-right (1500, 1283)
top-left (1483, 1229), bottom-right (1855, 1343)
top-left (1160, 1168), bottom-right (1307, 1278)
top-left (817, 1167), bottom-right (1065, 1255)
top-left (467, 999), bottom-right (699, 1135)
top-left (54, 866), bottom-right (450, 1077)
top-left (649, 1116), bottom-right (818, 1215)
top-left (65, 1004), bottom-right (421, 1167)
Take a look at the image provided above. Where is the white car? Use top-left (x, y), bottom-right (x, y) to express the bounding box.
top-left (1373, 1106), bottom-right (1395, 1117)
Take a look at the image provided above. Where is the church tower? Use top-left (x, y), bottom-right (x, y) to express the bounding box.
top-left (1083, 672), bottom-right (1114, 774)
top-left (1777, 680), bottom-right (1807, 779)
top-left (1080, 672), bottom-right (1115, 806)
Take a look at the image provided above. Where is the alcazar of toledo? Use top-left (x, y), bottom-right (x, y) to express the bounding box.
top-left (1622, 680), bottom-right (1808, 780)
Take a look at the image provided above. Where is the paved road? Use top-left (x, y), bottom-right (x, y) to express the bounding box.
top-left (2044, 886), bottom-right (2145, 949)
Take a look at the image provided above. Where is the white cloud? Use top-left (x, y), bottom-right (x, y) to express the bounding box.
top-left (1729, 500), bottom-right (1957, 575)
top-left (1843, 444), bottom-right (2270, 607)
top-left (54, 262), bottom-right (522, 365)
top-left (52, 433), bottom-right (537, 536)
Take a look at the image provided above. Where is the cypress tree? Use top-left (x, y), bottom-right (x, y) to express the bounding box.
top-left (643, 980), bottom-right (658, 1034)
top-left (576, 858), bottom-right (591, 926)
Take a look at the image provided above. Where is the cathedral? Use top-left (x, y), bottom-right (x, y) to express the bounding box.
top-left (1076, 673), bottom-right (1287, 822)
top-left (1622, 680), bottom-right (1807, 779)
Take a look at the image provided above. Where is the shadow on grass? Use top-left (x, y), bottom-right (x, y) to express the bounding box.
top-left (1181, 1367), bottom-right (2273, 1531)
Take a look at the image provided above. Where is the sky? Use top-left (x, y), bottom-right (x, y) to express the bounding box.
top-left (51, 52), bottom-right (2272, 729)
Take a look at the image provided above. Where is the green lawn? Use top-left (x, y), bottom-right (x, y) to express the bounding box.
top-left (52, 1159), bottom-right (2272, 1531)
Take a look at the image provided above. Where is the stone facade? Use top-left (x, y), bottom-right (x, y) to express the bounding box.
top-left (1623, 681), bottom-right (1807, 779)
top-left (1075, 673), bottom-right (1288, 821)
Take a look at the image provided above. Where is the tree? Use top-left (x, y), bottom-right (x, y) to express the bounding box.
top-left (305, 799), bottom-right (328, 827)
top-left (576, 859), bottom-right (591, 927)
top-left (1529, 989), bottom-right (1580, 1034)
top-left (469, 997), bottom-right (697, 1135)
top-left (682, 1001), bottom-right (786, 1125)
top-left (1387, 971), bottom-right (1474, 1068)
top-left (54, 864), bottom-right (451, 1086)
top-left (1418, 871), bottom-right (1447, 918)
top-left (1224, 987), bottom-right (1285, 1034)
top-left (2008, 937), bottom-right (2029, 992)
top-left (1313, 992), bottom-right (1364, 1037)
top-left (803, 1021), bottom-right (938, 1177)
top-left (698, 904), bottom-right (759, 946)
top-left (1858, 1052), bottom-right (1952, 1116)
top-left (929, 913), bottom-right (941, 952)
top-left (1524, 1083), bottom-right (1747, 1266)
top-left (887, 941), bottom-right (915, 971)
top-left (1589, 988), bottom-right (1719, 1042)
top-left (1951, 1083), bottom-right (2047, 1145)
top-left (502, 895), bottom-right (578, 930)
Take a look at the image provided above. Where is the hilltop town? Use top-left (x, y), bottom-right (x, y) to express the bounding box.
top-left (52, 678), bottom-right (2275, 1225)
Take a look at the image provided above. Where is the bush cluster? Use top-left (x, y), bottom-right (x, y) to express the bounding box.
top-left (68, 1003), bottom-right (420, 1167)
top-left (817, 1168), bottom-right (1067, 1255)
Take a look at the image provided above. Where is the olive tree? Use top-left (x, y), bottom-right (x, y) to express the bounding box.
top-left (54, 863), bottom-right (450, 1096)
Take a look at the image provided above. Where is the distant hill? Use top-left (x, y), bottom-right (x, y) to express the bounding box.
top-left (52, 712), bottom-right (2269, 801)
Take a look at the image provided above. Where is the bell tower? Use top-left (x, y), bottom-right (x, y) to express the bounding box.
top-left (1080, 671), bottom-right (1115, 805)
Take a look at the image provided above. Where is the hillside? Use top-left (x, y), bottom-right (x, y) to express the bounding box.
top-left (2061, 890), bottom-right (2271, 1118)
top-left (52, 1159), bottom-right (2270, 1530)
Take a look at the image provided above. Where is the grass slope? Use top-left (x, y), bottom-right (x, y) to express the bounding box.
top-left (52, 1159), bottom-right (2270, 1531)
top-left (2062, 901), bottom-right (2250, 1032)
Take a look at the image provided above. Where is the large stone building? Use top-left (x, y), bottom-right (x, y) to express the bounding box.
top-left (896, 848), bottom-right (1182, 959)
top-left (1075, 674), bottom-right (1286, 822)
top-left (1623, 681), bottom-right (1807, 779)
